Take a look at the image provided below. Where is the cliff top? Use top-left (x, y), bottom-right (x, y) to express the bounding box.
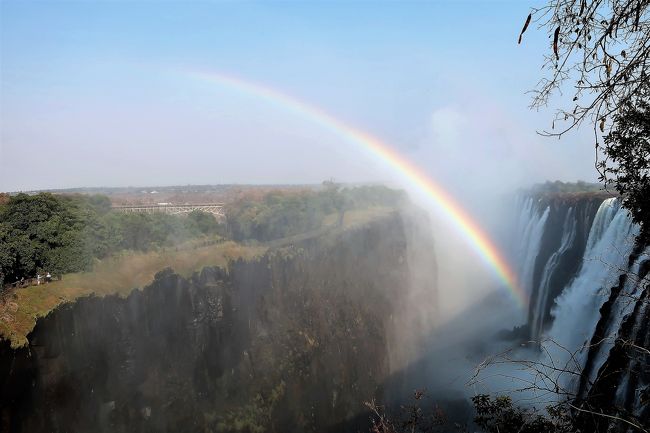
top-left (532, 190), bottom-right (616, 206)
top-left (529, 180), bottom-right (603, 194)
top-left (524, 181), bottom-right (616, 204)
top-left (0, 241), bottom-right (267, 348)
top-left (0, 206), bottom-right (395, 348)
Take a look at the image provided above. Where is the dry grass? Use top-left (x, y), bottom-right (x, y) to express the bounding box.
top-left (321, 206), bottom-right (394, 228)
top-left (0, 241), bottom-right (266, 348)
top-left (340, 206), bottom-right (394, 228)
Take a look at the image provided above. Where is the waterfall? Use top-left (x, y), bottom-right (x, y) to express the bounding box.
top-left (512, 196), bottom-right (549, 297)
top-left (544, 198), bottom-right (638, 393)
top-left (529, 207), bottom-right (577, 340)
top-left (500, 192), bottom-right (649, 421)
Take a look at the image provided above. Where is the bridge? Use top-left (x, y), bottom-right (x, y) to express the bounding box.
top-left (111, 203), bottom-right (225, 218)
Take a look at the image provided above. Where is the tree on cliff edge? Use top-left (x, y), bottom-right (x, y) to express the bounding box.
top-left (603, 85), bottom-right (650, 242)
top-left (519, 0), bottom-right (650, 240)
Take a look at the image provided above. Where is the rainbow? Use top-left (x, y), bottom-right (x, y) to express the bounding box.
top-left (187, 70), bottom-right (526, 307)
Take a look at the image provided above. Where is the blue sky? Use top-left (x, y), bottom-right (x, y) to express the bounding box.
top-left (0, 0), bottom-right (598, 192)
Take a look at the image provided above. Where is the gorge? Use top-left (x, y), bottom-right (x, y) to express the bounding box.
top-left (0, 186), bottom-right (649, 432)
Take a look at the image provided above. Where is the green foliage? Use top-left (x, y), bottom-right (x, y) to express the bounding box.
top-left (186, 210), bottom-right (224, 236)
top-left (227, 192), bottom-right (330, 242)
top-left (0, 223), bottom-right (15, 286)
top-left (368, 393), bottom-right (578, 433)
top-left (227, 185), bottom-right (404, 242)
top-left (215, 381), bottom-right (286, 433)
top-left (0, 193), bottom-right (225, 286)
top-left (602, 90), bottom-right (650, 243)
top-left (0, 193), bottom-right (90, 283)
top-left (472, 395), bottom-right (574, 433)
top-left (0, 186), bottom-right (399, 285)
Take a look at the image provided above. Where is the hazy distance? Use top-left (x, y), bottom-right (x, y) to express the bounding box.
top-left (1, 1), bottom-right (598, 195)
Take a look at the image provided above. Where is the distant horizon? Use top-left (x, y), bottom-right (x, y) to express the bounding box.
top-left (2, 179), bottom-right (604, 195)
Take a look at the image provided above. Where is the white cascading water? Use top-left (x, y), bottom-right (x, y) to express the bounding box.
top-left (544, 198), bottom-right (638, 393)
top-left (512, 196), bottom-right (550, 297)
top-left (621, 296), bottom-right (650, 417)
top-left (585, 246), bottom-right (649, 397)
top-left (530, 207), bottom-right (577, 340)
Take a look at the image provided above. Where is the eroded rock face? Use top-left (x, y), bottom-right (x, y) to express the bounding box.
top-left (0, 210), bottom-right (437, 433)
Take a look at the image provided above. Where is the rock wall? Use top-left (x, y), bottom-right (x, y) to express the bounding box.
top-left (0, 210), bottom-right (437, 433)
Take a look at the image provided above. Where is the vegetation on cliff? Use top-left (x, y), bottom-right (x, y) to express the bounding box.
top-left (0, 185), bottom-right (404, 348)
top-left (226, 184), bottom-right (405, 242)
top-left (0, 185), bottom-right (403, 288)
top-left (602, 91), bottom-right (650, 243)
top-left (0, 207), bottom-right (432, 432)
top-left (0, 193), bottom-right (225, 287)
top-left (0, 240), bottom-right (265, 347)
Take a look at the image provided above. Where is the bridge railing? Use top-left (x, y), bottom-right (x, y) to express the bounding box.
top-left (110, 203), bottom-right (226, 218)
top-left (111, 203), bottom-right (225, 208)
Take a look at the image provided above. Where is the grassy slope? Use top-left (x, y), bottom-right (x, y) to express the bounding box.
top-left (0, 207), bottom-right (394, 348)
top-left (0, 241), bottom-right (266, 348)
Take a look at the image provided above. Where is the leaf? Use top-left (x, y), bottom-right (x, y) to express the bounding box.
top-left (553, 26), bottom-right (560, 60)
top-left (518, 13), bottom-right (532, 44)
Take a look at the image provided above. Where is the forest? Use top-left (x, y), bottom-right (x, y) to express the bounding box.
top-left (0, 193), bottom-right (223, 287)
top-left (0, 185), bottom-right (404, 287)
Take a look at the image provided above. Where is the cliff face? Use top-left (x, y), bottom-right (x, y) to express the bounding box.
top-left (0, 210), bottom-right (437, 433)
top-left (575, 250), bottom-right (650, 432)
top-left (517, 193), bottom-right (607, 339)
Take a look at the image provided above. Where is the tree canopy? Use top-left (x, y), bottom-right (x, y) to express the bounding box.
top-left (0, 193), bottom-right (224, 286)
top-left (602, 85), bottom-right (650, 241)
top-left (0, 186), bottom-right (403, 286)
top-left (226, 185), bottom-right (404, 242)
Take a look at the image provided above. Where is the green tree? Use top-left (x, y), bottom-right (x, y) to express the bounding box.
top-left (472, 395), bottom-right (573, 433)
top-left (0, 193), bottom-right (226, 286)
top-left (0, 223), bottom-right (16, 286)
top-left (602, 86), bottom-right (650, 241)
top-left (185, 210), bottom-right (222, 236)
